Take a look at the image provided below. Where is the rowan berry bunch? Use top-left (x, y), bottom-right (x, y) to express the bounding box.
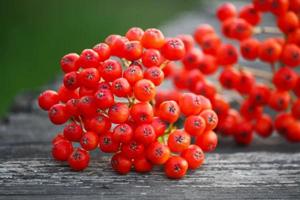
top-left (38, 27), bottom-right (218, 179)
top-left (163, 0), bottom-right (300, 146)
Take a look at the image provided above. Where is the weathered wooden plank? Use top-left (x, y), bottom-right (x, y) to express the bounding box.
top-left (0, 153), bottom-right (299, 199)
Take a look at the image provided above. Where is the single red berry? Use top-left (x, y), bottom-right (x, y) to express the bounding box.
top-left (239, 4), bottom-right (261, 26)
top-left (258, 39), bottom-right (282, 63)
top-left (121, 140), bottom-right (145, 159)
top-left (79, 68), bottom-right (100, 89)
top-left (268, 90), bottom-right (290, 111)
top-left (60, 53), bottom-right (80, 73)
top-left (255, 114), bottom-right (273, 138)
top-left (164, 156), bottom-right (188, 179)
top-left (38, 90), bottom-right (60, 111)
top-left (48, 104), bottom-right (69, 125)
top-left (126, 27), bottom-right (144, 41)
top-left (130, 102), bottom-right (154, 124)
top-left (123, 65), bottom-right (143, 85)
top-left (274, 113), bottom-right (295, 135)
top-left (168, 130), bottom-right (191, 153)
top-left (99, 131), bottom-right (120, 153)
top-left (240, 99), bottom-right (263, 120)
top-left (252, 0), bottom-right (272, 12)
top-left (146, 142), bottom-right (170, 165)
top-left (133, 79), bottom-right (156, 102)
top-left (179, 93), bottom-right (204, 116)
top-left (109, 36), bottom-right (128, 57)
top-left (177, 34), bottom-right (195, 52)
top-left (78, 96), bottom-right (97, 118)
top-left (63, 122), bottom-right (83, 142)
top-left (108, 103), bottom-right (129, 124)
top-left (133, 156), bottom-right (153, 173)
top-left (63, 72), bottom-right (80, 90)
top-left (234, 120), bottom-right (253, 145)
top-left (57, 85), bottom-right (79, 103)
top-left (76, 49), bottom-right (99, 68)
top-left (111, 152), bottom-right (132, 175)
top-left (68, 148), bottom-right (90, 171)
top-left (161, 38), bottom-right (186, 60)
top-left (219, 68), bottom-right (240, 89)
top-left (195, 131), bottom-right (218, 152)
top-left (99, 59), bottom-right (122, 82)
top-left (236, 71), bottom-right (255, 94)
top-left (194, 24), bottom-right (215, 45)
top-left (52, 139), bottom-right (73, 161)
top-left (142, 49), bottom-right (163, 68)
top-left (272, 66), bottom-right (298, 90)
top-left (181, 144), bottom-right (205, 170)
top-left (80, 131), bottom-right (99, 151)
top-left (141, 28), bottom-right (165, 49)
top-left (184, 115), bottom-right (206, 137)
top-left (198, 54), bottom-right (218, 75)
top-left (281, 44), bottom-right (300, 67)
top-left (240, 38), bottom-right (260, 60)
top-left (216, 2), bottom-right (237, 21)
top-left (200, 34), bottom-right (221, 55)
top-left (158, 100), bottom-right (180, 123)
top-left (113, 123), bottom-right (133, 143)
top-left (286, 121), bottom-right (300, 142)
top-left (199, 109), bottom-right (218, 131)
top-left (93, 43), bottom-right (111, 61)
top-left (88, 115), bottom-right (112, 135)
top-left (249, 84), bottom-right (271, 106)
top-left (217, 44), bottom-right (238, 66)
top-left (111, 77), bottom-right (132, 97)
top-left (94, 89), bottom-right (115, 110)
top-left (123, 41), bottom-right (143, 61)
top-left (134, 124), bottom-right (156, 146)
top-left (277, 11), bottom-right (299, 33)
top-left (144, 67), bottom-right (164, 86)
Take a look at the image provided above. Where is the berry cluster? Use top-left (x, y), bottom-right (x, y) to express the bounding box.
top-left (38, 27), bottom-right (218, 179)
top-left (162, 0), bottom-right (300, 145)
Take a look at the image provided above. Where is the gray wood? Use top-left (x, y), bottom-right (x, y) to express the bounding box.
top-left (1, 1), bottom-right (300, 199)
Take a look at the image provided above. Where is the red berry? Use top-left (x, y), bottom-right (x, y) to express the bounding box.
top-left (167, 130), bottom-right (191, 153)
top-left (164, 156), bottom-right (188, 179)
top-left (60, 53), bottom-right (79, 73)
top-left (113, 123), bottom-right (133, 143)
top-left (240, 38), bottom-right (260, 60)
top-left (63, 72), bottom-right (80, 90)
top-left (151, 117), bottom-right (167, 137)
top-left (63, 122), bottom-right (83, 142)
top-left (78, 96), bottom-right (97, 117)
top-left (134, 124), bottom-right (156, 145)
top-left (142, 49), bottom-right (163, 68)
top-left (273, 66), bottom-right (298, 90)
top-left (292, 99), bottom-right (300, 119)
top-left (99, 132), bottom-right (120, 153)
top-left (48, 104), bottom-right (69, 125)
top-left (130, 102), bottom-right (154, 124)
top-left (88, 115), bottom-right (112, 135)
top-left (217, 44), bottom-right (238, 66)
top-left (268, 90), bottom-right (290, 111)
top-left (123, 65), bottom-right (143, 85)
top-left (111, 77), bottom-right (132, 97)
top-left (94, 89), bottom-right (115, 109)
top-left (184, 115), bottom-right (206, 136)
top-left (80, 131), bottom-right (99, 151)
top-left (93, 43), bottom-right (111, 61)
top-left (52, 139), bottom-right (73, 161)
top-left (194, 24), bottom-right (215, 45)
top-left (255, 114), bottom-right (273, 138)
top-left (277, 11), bottom-right (299, 33)
top-left (161, 38), bottom-right (186, 60)
top-left (133, 79), bottom-right (156, 102)
top-left (181, 144), bottom-right (205, 169)
top-left (179, 93), bottom-right (204, 116)
top-left (76, 49), bottom-right (99, 68)
top-left (121, 140), bottom-right (145, 159)
top-left (79, 68), bottom-right (100, 89)
top-left (68, 148), bottom-right (90, 171)
top-left (146, 142), bottom-right (170, 165)
top-left (199, 109), bottom-right (218, 131)
top-left (108, 103), bottom-right (129, 124)
top-left (144, 67), bottom-right (164, 86)
top-left (253, 0), bottom-right (272, 12)
top-left (158, 100), bottom-right (180, 123)
top-left (111, 152), bottom-right (132, 175)
top-left (133, 157), bottom-right (153, 173)
top-left (99, 59), bottom-right (122, 82)
top-left (239, 4), bottom-right (261, 26)
top-left (123, 41), bottom-right (143, 61)
top-left (126, 27), bottom-right (144, 41)
top-left (38, 90), bottom-right (60, 111)
top-left (196, 131), bottom-right (218, 152)
top-left (216, 2), bottom-right (237, 21)
top-left (281, 44), bottom-right (300, 67)
top-left (219, 68), bottom-right (240, 89)
top-left (234, 120), bottom-right (253, 145)
top-left (141, 28), bottom-right (165, 49)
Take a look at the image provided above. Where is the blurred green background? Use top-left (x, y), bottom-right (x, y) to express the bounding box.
top-left (0, 0), bottom-right (199, 117)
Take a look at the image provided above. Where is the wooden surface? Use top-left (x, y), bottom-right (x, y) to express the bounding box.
top-left (1, 1), bottom-right (300, 199)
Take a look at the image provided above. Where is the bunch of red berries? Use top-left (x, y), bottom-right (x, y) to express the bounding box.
top-left (161, 0), bottom-right (300, 146)
top-left (38, 27), bottom-right (218, 179)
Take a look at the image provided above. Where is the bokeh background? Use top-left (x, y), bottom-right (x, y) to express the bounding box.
top-left (0, 0), bottom-right (200, 117)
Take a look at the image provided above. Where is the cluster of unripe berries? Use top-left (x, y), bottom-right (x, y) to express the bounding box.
top-left (157, 0), bottom-right (300, 146)
top-left (38, 27), bottom-right (218, 179)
